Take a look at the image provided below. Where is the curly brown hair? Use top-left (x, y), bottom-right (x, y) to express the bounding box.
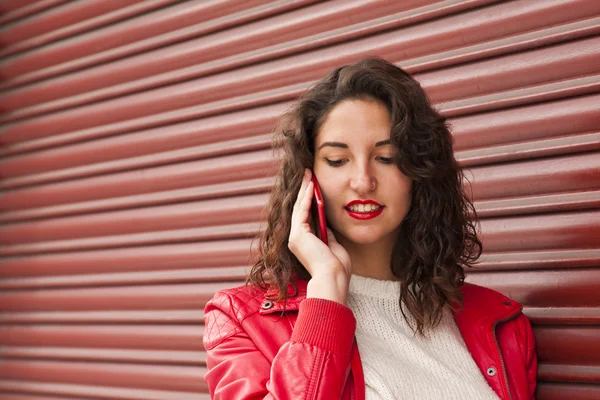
top-left (247, 57), bottom-right (482, 335)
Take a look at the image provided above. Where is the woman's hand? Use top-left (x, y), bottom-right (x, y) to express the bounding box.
top-left (288, 169), bottom-right (352, 304)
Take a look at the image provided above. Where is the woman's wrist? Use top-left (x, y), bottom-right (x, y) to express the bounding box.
top-left (306, 271), bottom-right (350, 305)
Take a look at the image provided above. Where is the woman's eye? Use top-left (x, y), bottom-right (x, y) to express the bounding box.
top-left (325, 157), bottom-right (393, 166)
top-left (325, 158), bottom-right (346, 166)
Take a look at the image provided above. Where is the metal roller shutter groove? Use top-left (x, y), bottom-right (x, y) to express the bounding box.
top-left (0, 0), bottom-right (598, 398)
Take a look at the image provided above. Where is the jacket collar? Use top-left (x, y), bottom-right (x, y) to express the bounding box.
top-left (259, 279), bottom-right (522, 325)
top-left (453, 282), bottom-right (523, 328)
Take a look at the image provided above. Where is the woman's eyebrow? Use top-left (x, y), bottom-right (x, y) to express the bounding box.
top-left (318, 139), bottom-right (391, 150)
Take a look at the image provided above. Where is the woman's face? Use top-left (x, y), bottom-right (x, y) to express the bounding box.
top-left (313, 98), bottom-right (412, 246)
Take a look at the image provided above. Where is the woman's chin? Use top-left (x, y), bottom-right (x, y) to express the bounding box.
top-left (348, 235), bottom-right (384, 245)
top-left (335, 227), bottom-right (386, 246)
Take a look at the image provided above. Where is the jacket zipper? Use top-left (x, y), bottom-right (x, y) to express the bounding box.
top-left (492, 309), bottom-right (521, 400)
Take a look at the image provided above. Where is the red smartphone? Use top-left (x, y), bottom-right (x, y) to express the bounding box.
top-left (311, 174), bottom-right (328, 245)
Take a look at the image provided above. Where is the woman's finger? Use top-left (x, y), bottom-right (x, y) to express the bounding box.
top-left (301, 180), bottom-right (314, 214)
top-left (293, 179), bottom-right (313, 234)
top-left (294, 172), bottom-right (308, 209)
top-left (291, 178), bottom-right (307, 229)
top-left (291, 170), bottom-right (311, 233)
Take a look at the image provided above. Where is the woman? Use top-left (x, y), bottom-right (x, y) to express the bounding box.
top-left (203, 57), bottom-right (537, 399)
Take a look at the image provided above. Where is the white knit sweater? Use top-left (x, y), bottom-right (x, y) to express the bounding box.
top-left (347, 274), bottom-right (500, 400)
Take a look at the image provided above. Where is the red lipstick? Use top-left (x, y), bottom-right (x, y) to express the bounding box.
top-left (345, 200), bottom-right (384, 220)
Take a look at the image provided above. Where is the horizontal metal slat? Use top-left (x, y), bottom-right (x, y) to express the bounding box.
top-left (0, 380), bottom-right (209, 400)
top-left (452, 93), bottom-right (600, 151)
top-left (0, 84), bottom-right (298, 157)
top-left (0, 222), bottom-right (262, 256)
top-left (439, 71), bottom-right (600, 116)
top-left (0, 0), bottom-right (145, 51)
top-left (0, 192), bottom-right (268, 244)
top-left (457, 131), bottom-right (600, 167)
top-left (0, 0), bottom-right (44, 14)
top-left (0, 0), bottom-right (481, 116)
top-left (476, 189), bottom-right (600, 218)
top-left (0, 149), bottom-right (275, 212)
top-left (0, 239), bottom-right (254, 278)
top-left (0, 0), bottom-right (69, 25)
top-left (537, 383), bottom-right (600, 400)
top-left (535, 326), bottom-right (600, 364)
top-left (469, 152), bottom-right (600, 201)
top-left (0, 282), bottom-right (232, 312)
top-left (465, 267), bottom-right (600, 307)
top-left (0, 325), bottom-right (206, 350)
top-left (0, 358), bottom-right (209, 393)
top-left (419, 36), bottom-right (600, 104)
top-left (0, 177), bottom-right (274, 224)
top-left (0, 265), bottom-right (249, 290)
top-left (526, 307), bottom-right (600, 325)
top-left (0, 0), bottom-right (278, 82)
top-left (439, 72), bottom-right (600, 118)
top-left (0, 346), bottom-right (206, 365)
top-left (0, 133), bottom-right (274, 189)
top-left (479, 210), bottom-right (600, 252)
top-left (538, 364), bottom-right (600, 384)
top-left (403, 13), bottom-right (600, 73)
top-left (0, 0), bottom-right (314, 92)
top-left (0, 309), bottom-right (207, 324)
top-left (0, 0), bottom-right (180, 58)
top-left (476, 249), bottom-right (600, 271)
top-left (1, 0), bottom-right (597, 148)
top-left (2, 393), bottom-right (96, 400)
top-left (0, 101), bottom-right (283, 181)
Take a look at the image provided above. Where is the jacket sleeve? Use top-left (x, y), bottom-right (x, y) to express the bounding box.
top-left (523, 315), bottom-right (538, 399)
top-left (203, 292), bottom-right (356, 399)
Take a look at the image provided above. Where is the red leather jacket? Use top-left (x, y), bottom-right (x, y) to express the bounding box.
top-left (204, 279), bottom-right (537, 399)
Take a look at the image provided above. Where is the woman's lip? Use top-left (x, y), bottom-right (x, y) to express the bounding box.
top-left (345, 200), bottom-right (382, 207)
top-left (345, 207), bottom-right (384, 220)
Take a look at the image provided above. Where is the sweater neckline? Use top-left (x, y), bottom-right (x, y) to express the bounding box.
top-left (348, 274), bottom-right (401, 300)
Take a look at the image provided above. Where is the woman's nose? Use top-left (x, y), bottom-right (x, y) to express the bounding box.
top-left (350, 175), bottom-right (375, 194)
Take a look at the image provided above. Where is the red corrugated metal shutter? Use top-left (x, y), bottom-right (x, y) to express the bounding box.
top-left (0, 1), bottom-right (598, 398)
